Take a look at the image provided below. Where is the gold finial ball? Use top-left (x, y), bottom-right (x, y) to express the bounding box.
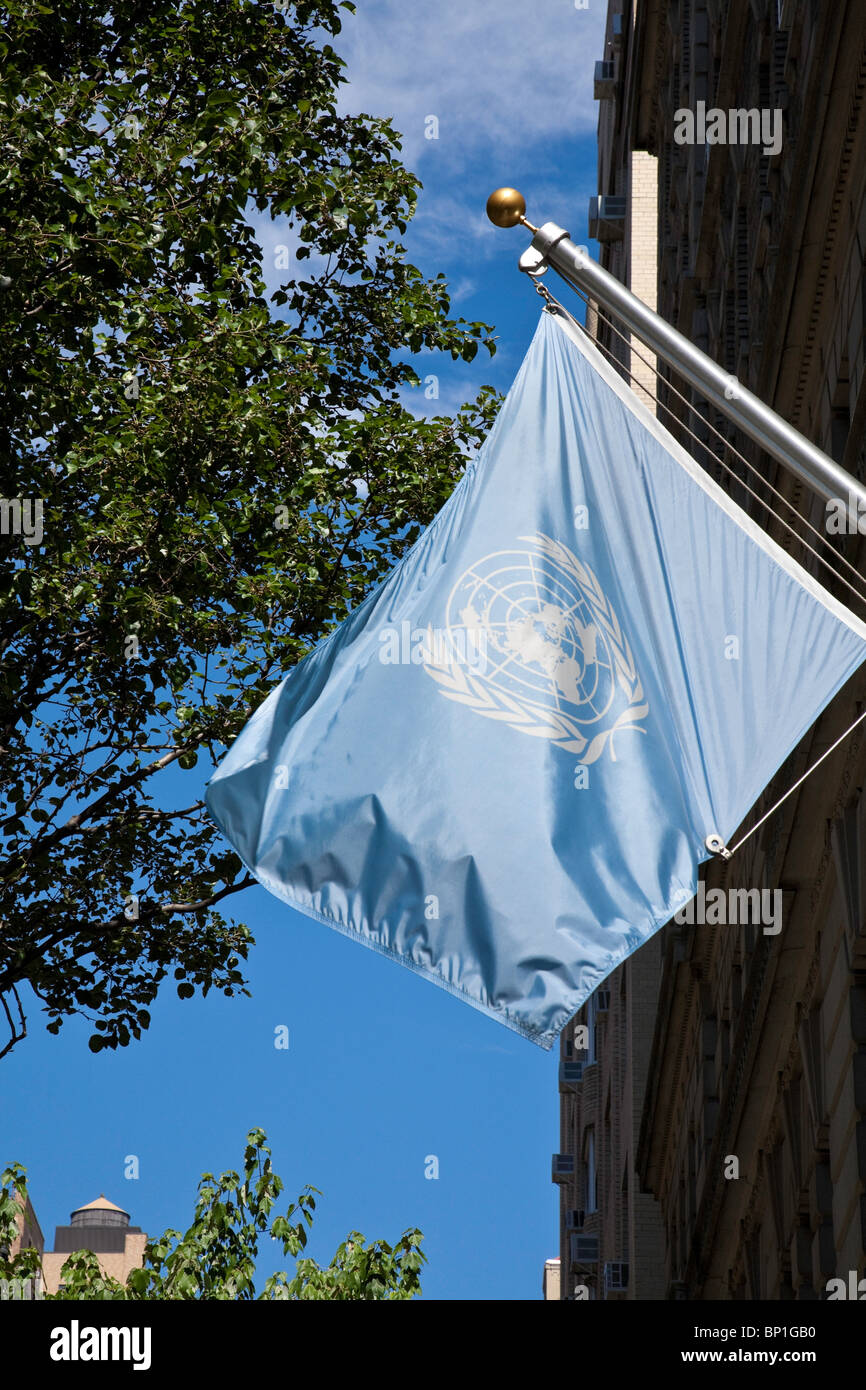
top-left (486, 187), bottom-right (527, 228)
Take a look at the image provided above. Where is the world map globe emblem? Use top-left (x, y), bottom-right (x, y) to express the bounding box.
top-left (447, 546), bottom-right (615, 725)
top-left (424, 533), bottom-right (649, 765)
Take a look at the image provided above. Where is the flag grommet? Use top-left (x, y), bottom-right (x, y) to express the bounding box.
top-left (705, 834), bottom-right (733, 860)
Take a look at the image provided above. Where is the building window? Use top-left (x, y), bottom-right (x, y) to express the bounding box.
top-left (585, 1129), bottom-right (597, 1213)
top-left (586, 993), bottom-right (599, 1063)
top-left (831, 405), bottom-right (850, 464)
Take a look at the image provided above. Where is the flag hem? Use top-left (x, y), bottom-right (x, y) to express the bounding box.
top-left (225, 842), bottom-right (697, 1051)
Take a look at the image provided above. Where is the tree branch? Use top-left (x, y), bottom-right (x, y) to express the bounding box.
top-left (0, 985), bottom-right (26, 1061)
top-left (159, 874), bottom-right (255, 914)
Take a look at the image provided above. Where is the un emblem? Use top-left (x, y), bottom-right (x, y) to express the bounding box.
top-left (422, 533), bottom-right (648, 764)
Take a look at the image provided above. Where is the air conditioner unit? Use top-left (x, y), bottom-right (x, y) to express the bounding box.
top-left (565, 1209), bottom-right (585, 1230)
top-left (558, 1060), bottom-right (584, 1092)
top-left (570, 1233), bottom-right (599, 1268)
top-left (604, 1261), bottom-right (630, 1296)
top-left (588, 195), bottom-right (626, 242)
top-left (596, 989), bottom-right (611, 1012)
top-left (593, 60), bottom-right (616, 100)
top-left (552, 1154), bottom-right (575, 1183)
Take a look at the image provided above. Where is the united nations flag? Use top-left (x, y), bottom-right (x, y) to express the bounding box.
top-left (206, 308), bottom-right (866, 1048)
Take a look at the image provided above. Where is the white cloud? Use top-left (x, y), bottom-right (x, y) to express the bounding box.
top-left (237, 5), bottom-right (606, 413)
top-left (399, 171), bottom-right (597, 269)
top-left (336, 0), bottom-right (607, 169)
top-left (398, 190), bottom-right (496, 268)
top-left (449, 276), bottom-right (477, 306)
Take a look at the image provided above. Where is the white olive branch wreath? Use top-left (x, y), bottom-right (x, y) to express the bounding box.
top-left (422, 533), bottom-right (648, 764)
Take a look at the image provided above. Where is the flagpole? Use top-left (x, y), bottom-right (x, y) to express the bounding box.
top-left (486, 189), bottom-right (866, 528)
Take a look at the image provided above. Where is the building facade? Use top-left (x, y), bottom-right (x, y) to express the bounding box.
top-left (554, 949), bottom-right (667, 1299)
top-left (543, 1256), bottom-right (561, 1300)
top-left (3, 1191), bottom-right (146, 1297)
top-left (554, 0), bottom-right (866, 1299)
top-left (3, 1193), bottom-right (44, 1299)
top-left (41, 1194), bottom-right (147, 1294)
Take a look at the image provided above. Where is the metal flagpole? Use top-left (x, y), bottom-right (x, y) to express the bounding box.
top-left (486, 188), bottom-right (866, 529)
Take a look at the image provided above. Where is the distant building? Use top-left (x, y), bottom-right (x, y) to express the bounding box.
top-left (3, 1194), bottom-right (45, 1299)
top-left (590, 0), bottom-right (659, 414)
top-left (543, 1257), bottom-right (562, 1300)
top-left (42, 1195), bottom-right (147, 1295)
top-left (554, 951), bottom-right (666, 1299)
top-left (2, 1190), bottom-right (147, 1298)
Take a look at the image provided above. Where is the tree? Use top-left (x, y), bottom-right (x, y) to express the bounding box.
top-left (0, 0), bottom-right (499, 1057)
top-left (1, 1127), bottom-right (426, 1299)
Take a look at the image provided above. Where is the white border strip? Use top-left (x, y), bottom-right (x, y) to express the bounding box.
top-left (548, 304), bottom-right (866, 643)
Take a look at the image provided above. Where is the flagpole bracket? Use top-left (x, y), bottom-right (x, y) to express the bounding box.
top-left (518, 247), bottom-right (548, 277)
top-left (705, 833), bottom-right (733, 861)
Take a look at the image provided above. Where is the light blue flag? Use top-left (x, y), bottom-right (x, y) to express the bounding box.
top-left (206, 305), bottom-right (866, 1048)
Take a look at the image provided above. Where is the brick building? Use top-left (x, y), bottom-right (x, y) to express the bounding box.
top-left (542, 1256), bottom-right (561, 1299)
top-left (553, 0), bottom-right (866, 1299)
top-left (2, 1191), bottom-right (147, 1297)
top-left (41, 1194), bottom-right (147, 1295)
top-left (2, 1193), bottom-right (44, 1299)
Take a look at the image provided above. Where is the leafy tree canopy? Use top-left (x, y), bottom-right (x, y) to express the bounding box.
top-left (0, 0), bottom-right (499, 1057)
top-left (1, 1127), bottom-right (426, 1298)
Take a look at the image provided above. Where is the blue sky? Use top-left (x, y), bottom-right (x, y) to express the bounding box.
top-left (1, 0), bottom-right (606, 1301)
